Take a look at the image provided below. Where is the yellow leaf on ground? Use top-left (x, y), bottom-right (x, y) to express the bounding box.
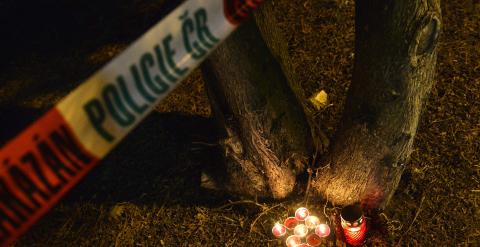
top-left (309, 90), bottom-right (328, 110)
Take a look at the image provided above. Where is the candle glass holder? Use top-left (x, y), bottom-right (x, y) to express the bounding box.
top-left (340, 204), bottom-right (367, 246)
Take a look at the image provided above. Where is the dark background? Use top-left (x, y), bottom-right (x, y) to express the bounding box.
top-left (0, 0), bottom-right (478, 246)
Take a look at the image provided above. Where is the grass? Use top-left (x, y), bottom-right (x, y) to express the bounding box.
top-left (0, 0), bottom-right (477, 246)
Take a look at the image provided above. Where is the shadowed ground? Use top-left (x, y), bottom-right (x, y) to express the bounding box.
top-left (0, 0), bottom-right (478, 246)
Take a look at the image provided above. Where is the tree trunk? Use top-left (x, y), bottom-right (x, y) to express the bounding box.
top-left (200, 19), bottom-right (312, 199)
top-left (312, 0), bottom-right (441, 209)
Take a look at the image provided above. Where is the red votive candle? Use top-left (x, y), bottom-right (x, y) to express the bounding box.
top-left (271, 222), bottom-right (286, 238)
top-left (340, 204), bottom-right (367, 246)
top-left (295, 207), bottom-right (310, 221)
top-left (306, 233), bottom-right (322, 246)
top-left (284, 217), bottom-right (298, 230)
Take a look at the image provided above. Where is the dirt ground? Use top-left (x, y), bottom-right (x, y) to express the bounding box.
top-left (0, 0), bottom-right (478, 246)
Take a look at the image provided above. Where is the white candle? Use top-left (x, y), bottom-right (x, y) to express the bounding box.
top-left (293, 224), bottom-right (308, 237)
top-left (271, 222), bottom-right (286, 238)
top-left (285, 235), bottom-right (302, 247)
top-left (315, 223), bottom-right (331, 238)
top-left (304, 215), bottom-right (320, 228)
top-left (295, 207), bottom-right (309, 221)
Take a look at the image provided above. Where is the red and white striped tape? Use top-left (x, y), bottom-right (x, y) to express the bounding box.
top-left (0, 0), bottom-right (263, 245)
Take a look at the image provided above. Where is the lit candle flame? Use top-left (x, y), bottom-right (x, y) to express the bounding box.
top-left (271, 222), bottom-right (286, 238)
top-left (293, 224), bottom-right (308, 237)
top-left (294, 207), bottom-right (309, 221)
top-left (285, 235), bottom-right (301, 247)
top-left (346, 226), bottom-right (362, 232)
top-left (304, 215), bottom-right (320, 228)
top-left (315, 223), bottom-right (331, 238)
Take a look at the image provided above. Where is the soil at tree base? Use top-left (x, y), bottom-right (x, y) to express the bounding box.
top-left (0, 0), bottom-right (477, 246)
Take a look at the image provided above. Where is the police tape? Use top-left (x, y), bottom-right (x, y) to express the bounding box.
top-left (0, 0), bottom-right (263, 245)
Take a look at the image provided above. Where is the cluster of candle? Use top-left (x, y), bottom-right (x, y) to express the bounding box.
top-left (272, 207), bottom-right (331, 247)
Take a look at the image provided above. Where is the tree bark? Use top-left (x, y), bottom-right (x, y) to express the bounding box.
top-left (200, 19), bottom-right (312, 199)
top-left (254, 2), bottom-right (330, 152)
top-left (312, 0), bottom-right (441, 209)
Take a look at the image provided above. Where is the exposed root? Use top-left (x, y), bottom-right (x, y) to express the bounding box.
top-left (218, 200), bottom-right (268, 211)
top-left (249, 203), bottom-right (286, 233)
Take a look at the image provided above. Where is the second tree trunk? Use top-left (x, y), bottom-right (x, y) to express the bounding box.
top-left (312, 0), bottom-right (441, 209)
